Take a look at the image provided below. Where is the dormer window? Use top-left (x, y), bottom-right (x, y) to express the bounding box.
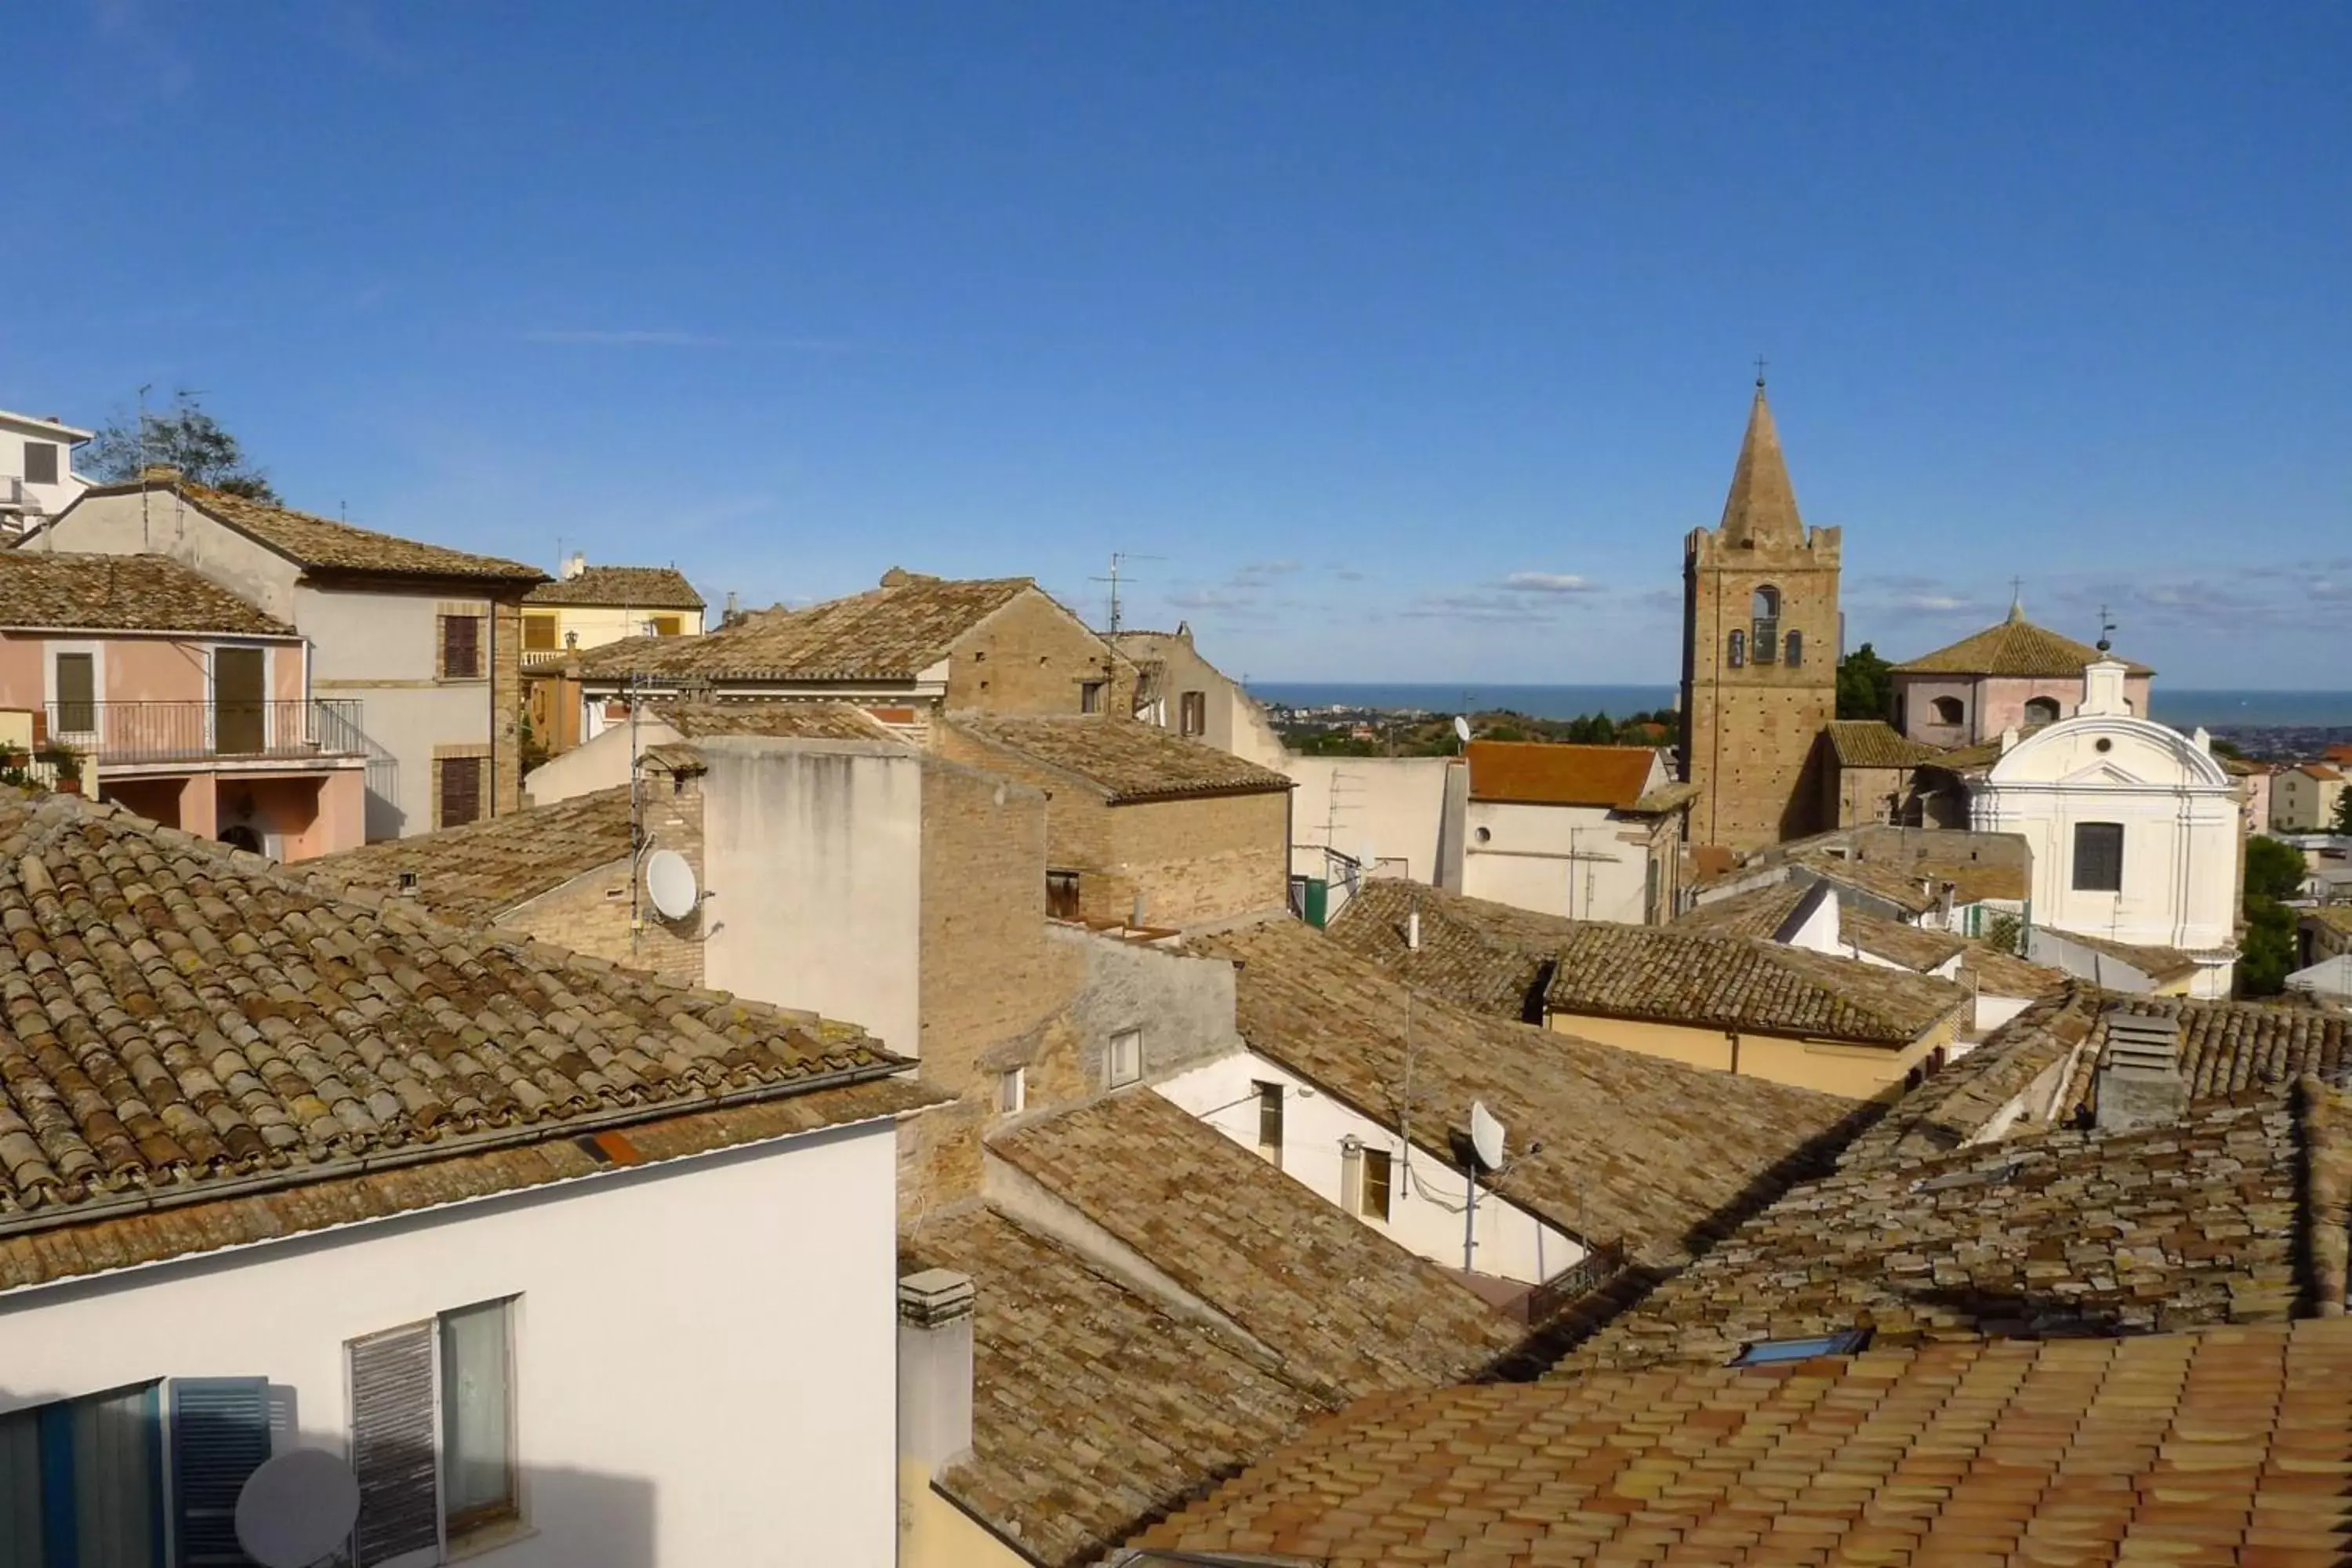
top-left (1751, 586), bottom-right (1780, 665)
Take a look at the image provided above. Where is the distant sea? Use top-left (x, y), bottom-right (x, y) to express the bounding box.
top-left (1252, 682), bottom-right (2352, 732)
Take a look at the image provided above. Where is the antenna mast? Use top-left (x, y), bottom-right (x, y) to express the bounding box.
top-left (1088, 550), bottom-right (1164, 634)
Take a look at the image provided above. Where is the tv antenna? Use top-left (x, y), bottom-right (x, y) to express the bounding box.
top-left (1088, 551), bottom-right (1164, 634)
top-left (235, 1449), bottom-right (361, 1568)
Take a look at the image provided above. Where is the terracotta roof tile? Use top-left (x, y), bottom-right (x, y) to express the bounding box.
top-left (1465, 740), bottom-right (1660, 808)
top-left (0, 552), bottom-right (295, 636)
top-left (576, 573), bottom-right (1040, 681)
top-left (0, 790), bottom-right (908, 1284)
top-left (947, 715), bottom-right (1290, 802)
top-left (1187, 918), bottom-right (1867, 1266)
top-left (990, 1089), bottom-right (1519, 1398)
top-left (648, 700), bottom-right (903, 742)
top-left (903, 1208), bottom-right (1324, 1568)
top-left (79, 479), bottom-right (546, 582)
top-left (1824, 719), bottom-right (1946, 768)
top-left (306, 787), bottom-right (637, 924)
top-left (2042, 926), bottom-right (2205, 983)
top-left (1957, 941), bottom-right (2071, 1000)
top-left (1893, 608), bottom-right (2154, 677)
top-left (524, 564), bottom-right (703, 609)
top-left (1131, 1316), bottom-right (2352, 1566)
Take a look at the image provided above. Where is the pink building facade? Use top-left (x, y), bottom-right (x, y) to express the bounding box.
top-left (1891, 606), bottom-right (2154, 750)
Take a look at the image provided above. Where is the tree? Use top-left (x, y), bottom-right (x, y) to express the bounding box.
top-left (83, 390), bottom-right (278, 501)
top-left (2245, 835), bottom-right (2307, 902)
top-left (1836, 643), bottom-right (1895, 722)
top-left (2334, 787), bottom-right (2352, 836)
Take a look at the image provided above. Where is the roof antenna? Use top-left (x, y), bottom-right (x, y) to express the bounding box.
top-left (1088, 550), bottom-right (1164, 634)
top-left (2096, 605), bottom-right (2116, 654)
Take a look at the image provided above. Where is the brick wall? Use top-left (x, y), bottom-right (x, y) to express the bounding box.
top-left (942, 590), bottom-right (1135, 717)
top-left (1680, 526), bottom-right (1841, 852)
top-left (491, 596), bottom-right (526, 815)
top-left (498, 776), bottom-right (706, 987)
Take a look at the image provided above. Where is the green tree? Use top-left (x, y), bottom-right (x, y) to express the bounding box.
top-left (1836, 643), bottom-right (1895, 722)
top-left (2333, 788), bottom-right (2352, 836)
top-left (2245, 835), bottom-right (2307, 902)
top-left (84, 390), bottom-right (278, 501)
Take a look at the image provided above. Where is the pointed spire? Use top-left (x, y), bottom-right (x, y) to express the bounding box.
top-left (1716, 384), bottom-right (1805, 547)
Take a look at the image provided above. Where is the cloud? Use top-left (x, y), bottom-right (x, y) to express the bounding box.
top-left (1399, 590), bottom-right (1577, 625)
top-left (1891, 593), bottom-right (1973, 613)
top-left (1497, 571), bottom-right (1599, 595)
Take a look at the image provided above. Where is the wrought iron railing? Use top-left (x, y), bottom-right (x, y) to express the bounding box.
top-left (36, 699), bottom-right (368, 768)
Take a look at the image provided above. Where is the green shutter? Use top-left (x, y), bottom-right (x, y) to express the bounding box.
top-left (169, 1378), bottom-right (267, 1568)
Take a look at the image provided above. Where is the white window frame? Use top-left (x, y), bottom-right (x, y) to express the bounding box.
top-left (45, 640), bottom-right (103, 742)
top-left (998, 1066), bottom-right (1026, 1115)
top-left (1107, 1028), bottom-right (1143, 1088)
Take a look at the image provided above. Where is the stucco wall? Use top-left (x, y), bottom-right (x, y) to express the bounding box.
top-left (1461, 800), bottom-right (1656, 923)
top-left (1543, 1011), bottom-right (1940, 1099)
top-left (0, 1118), bottom-right (903, 1568)
top-left (521, 714), bottom-right (687, 805)
top-left (1284, 755), bottom-right (1458, 885)
top-left (1152, 1051), bottom-right (1588, 1286)
top-left (1897, 671), bottom-right (2156, 747)
top-left (2274, 770), bottom-right (2347, 833)
top-left (42, 489), bottom-right (303, 619)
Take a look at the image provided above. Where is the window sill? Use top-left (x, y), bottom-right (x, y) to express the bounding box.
top-left (446, 1515), bottom-right (535, 1563)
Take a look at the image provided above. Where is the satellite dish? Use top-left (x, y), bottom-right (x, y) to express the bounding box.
top-left (644, 848), bottom-right (699, 920)
top-left (1469, 1100), bottom-right (1507, 1173)
top-left (235, 1449), bottom-right (361, 1568)
top-left (1453, 715), bottom-right (1472, 745)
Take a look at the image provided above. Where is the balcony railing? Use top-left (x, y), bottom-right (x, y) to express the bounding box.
top-left (34, 699), bottom-right (368, 768)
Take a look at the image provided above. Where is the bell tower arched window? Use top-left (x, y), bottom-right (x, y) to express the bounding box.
top-left (1727, 629), bottom-right (1746, 668)
top-left (1751, 586), bottom-right (1780, 665)
top-left (1784, 630), bottom-right (1803, 669)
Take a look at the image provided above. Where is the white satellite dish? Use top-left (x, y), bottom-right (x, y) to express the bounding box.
top-left (644, 848), bottom-right (699, 920)
top-left (235, 1449), bottom-right (361, 1568)
top-left (1469, 1099), bottom-right (1507, 1172)
top-left (1453, 715), bottom-right (1472, 745)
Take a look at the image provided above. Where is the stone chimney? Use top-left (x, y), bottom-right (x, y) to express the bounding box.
top-left (2095, 1010), bottom-right (2185, 1133)
top-left (897, 1269), bottom-right (975, 1475)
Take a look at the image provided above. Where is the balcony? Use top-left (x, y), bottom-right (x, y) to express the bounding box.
top-left (31, 699), bottom-right (369, 771)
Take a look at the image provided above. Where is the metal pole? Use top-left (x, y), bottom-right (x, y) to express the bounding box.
top-left (1462, 1163), bottom-right (1478, 1273)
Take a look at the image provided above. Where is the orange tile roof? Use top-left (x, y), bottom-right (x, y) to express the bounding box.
top-left (1129, 1316), bottom-right (2352, 1566)
top-left (1893, 604), bottom-right (2154, 677)
top-left (1465, 740), bottom-right (1658, 808)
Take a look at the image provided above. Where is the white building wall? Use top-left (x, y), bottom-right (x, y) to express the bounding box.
top-left (523, 715), bottom-right (688, 804)
top-left (1460, 800), bottom-right (1655, 924)
top-left (1152, 1051), bottom-right (1586, 1287)
top-left (0, 1119), bottom-right (902, 1568)
top-left (1285, 755), bottom-right (1457, 885)
top-left (701, 739), bottom-right (924, 1058)
top-left (0, 414), bottom-right (89, 522)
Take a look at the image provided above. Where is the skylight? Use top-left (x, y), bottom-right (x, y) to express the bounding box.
top-left (1730, 1328), bottom-right (1871, 1367)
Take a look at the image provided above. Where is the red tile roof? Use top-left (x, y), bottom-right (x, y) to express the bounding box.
top-left (1465, 740), bottom-right (1657, 808)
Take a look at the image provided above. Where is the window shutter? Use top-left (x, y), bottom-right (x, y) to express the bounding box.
top-left (169, 1377), bottom-right (269, 1568)
top-left (439, 756), bottom-right (483, 829)
top-left (440, 615), bottom-right (482, 680)
top-left (350, 1323), bottom-right (441, 1566)
top-left (24, 442), bottom-right (59, 485)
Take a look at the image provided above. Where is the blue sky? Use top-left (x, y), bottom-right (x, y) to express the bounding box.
top-left (9, 3), bottom-right (2348, 686)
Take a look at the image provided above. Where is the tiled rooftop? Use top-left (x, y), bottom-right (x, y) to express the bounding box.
top-left (1789, 851), bottom-right (1950, 917)
top-left (1957, 940), bottom-right (2071, 1001)
top-left (1323, 880), bottom-right (1552, 1016)
top-left (1555, 1091), bottom-right (2307, 1374)
top-left (524, 564), bottom-right (703, 608)
top-left (1893, 605), bottom-right (2154, 677)
top-left (1464, 740), bottom-right (1659, 810)
top-left (2042, 925), bottom-right (2205, 983)
top-left (1332, 880), bottom-right (1968, 1046)
top-left (902, 1207), bottom-right (1324, 1568)
top-left (1131, 1316), bottom-right (2352, 1566)
top-left (946, 714), bottom-right (1291, 802)
top-left (77, 478), bottom-right (545, 582)
top-left (989, 1089), bottom-right (1519, 1398)
top-left (576, 572), bottom-right (1038, 681)
top-left (0, 552), bottom-right (296, 636)
top-left (307, 786), bottom-right (636, 924)
top-left (1188, 919), bottom-right (1867, 1266)
top-left (0, 791), bottom-right (909, 1285)
top-left (1675, 882), bottom-right (1969, 972)
top-left (1824, 718), bottom-right (1946, 768)
top-left (648, 699), bottom-right (903, 742)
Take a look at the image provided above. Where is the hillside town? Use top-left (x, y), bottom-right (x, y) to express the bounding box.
top-left (1, 364), bottom-right (2347, 1568)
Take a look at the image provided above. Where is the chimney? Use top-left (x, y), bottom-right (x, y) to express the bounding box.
top-left (140, 463), bottom-right (183, 486)
top-left (723, 590), bottom-right (742, 627)
top-left (2095, 1010), bottom-right (2185, 1133)
top-left (1998, 725), bottom-right (2020, 756)
top-left (1406, 909), bottom-right (1421, 951)
top-left (897, 1269), bottom-right (975, 1475)
top-left (2081, 659), bottom-right (2130, 718)
top-left (562, 551), bottom-right (587, 580)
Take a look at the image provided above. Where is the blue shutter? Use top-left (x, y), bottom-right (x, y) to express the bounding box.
top-left (169, 1379), bottom-right (268, 1568)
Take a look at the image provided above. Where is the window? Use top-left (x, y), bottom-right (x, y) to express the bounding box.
top-left (349, 1299), bottom-right (519, 1566)
top-left (440, 613), bottom-right (484, 679)
top-left (1, 1381), bottom-right (176, 1568)
top-left (1731, 1328), bottom-right (1871, 1367)
top-left (1179, 690), bottom-right (1207, 736)
top-left (1784, 629), bottom-right (1803, 669)
top-left (651, 615), bottom-right (682, 637)
top-left (1080, 680), bottom-right (1107, 715)
top-left (523, 614), bottom-right (558, 652)
top-left (998, 1067), bottom-right (1025, 1114)
top-left (2073, 821), bottom-right (2124, 892)
top-left (1751, 586), bottom-right (1780, 665)
top-left (1107, 1029), bottom-right (1142, 1088)
top-left (1930, 695), bottom-right (1965, 726)
top-left (22, 441), bottom-right (59, 485)
top-left (1254, 1080), bottom-right (1283, 1165)
top-left (53, 652), bottom-right (96, 734)
top-left (2024, 695), bottom-right (2061, 724)
top-left (1726, 629), bottom-right (1745, 668)
top-left (1046, 869), bottom-right (1081, 920)
top-left (1361, 1147), bottom-right (1392, 1221)
top-left (438, 755), bottom-right (485, 828)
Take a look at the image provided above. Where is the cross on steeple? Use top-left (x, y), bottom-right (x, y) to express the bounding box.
top-left (1753, 355), bottom-right (1769, 388)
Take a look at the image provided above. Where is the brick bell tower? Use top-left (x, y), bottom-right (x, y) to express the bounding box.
top-left (1679, 376), bottom-right (1842, 853)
